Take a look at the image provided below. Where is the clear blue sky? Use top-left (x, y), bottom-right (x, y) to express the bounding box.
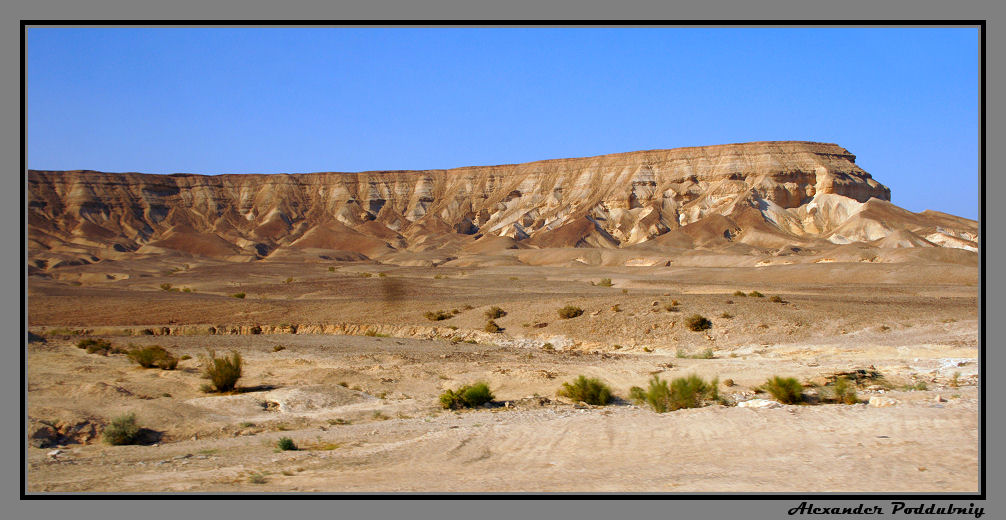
top-left (26, 27), bottom-right (980, 219)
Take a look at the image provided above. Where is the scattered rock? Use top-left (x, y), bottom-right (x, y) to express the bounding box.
top-left (651, 301), bottom-right (659, 306)
top-left (935, 395), bottom-right (947, 403)
top-left (869, 396), bottom-right (898, 407)
top-left (737, 399), bottom-right (781, 409)
top-left (47, 449), bottom-right (63, 459)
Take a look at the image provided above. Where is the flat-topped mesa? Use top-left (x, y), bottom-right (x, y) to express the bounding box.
top-left (29, 140), bottom-right (975, 268)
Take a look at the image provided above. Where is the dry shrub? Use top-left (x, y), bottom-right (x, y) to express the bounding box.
top-left (629, 374), bottom-right (719, 413)
top-left (558, 306), bottom-right (584, 319)
top-left (684, 314), bottom-right (712, 332)
top-left (424, 310), bottom-right (453, 321)
top-left (103, 412), bottom-right (140, 445)
top-left (127, 345), bottom-right (179, 370)
top-left (440, 382), bottom-right (493, 409)
top-left (202, 350), bottom-right (243, 392)
top-left (762, 376), bottom-right (803, 404)
top-left (557, 376), bottom-right (613, 405)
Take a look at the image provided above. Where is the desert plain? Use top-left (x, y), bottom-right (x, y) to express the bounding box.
top-left (26, 258), bottom-right (979, 492)
top-left (25, 141), bottom-right (980, 492)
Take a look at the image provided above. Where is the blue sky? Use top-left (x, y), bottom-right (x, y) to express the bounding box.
top-left (26, 27), bottom-right (980, 219)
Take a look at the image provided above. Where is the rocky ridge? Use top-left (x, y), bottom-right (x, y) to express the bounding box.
top-left (27, 141), bottom-right (978, 269)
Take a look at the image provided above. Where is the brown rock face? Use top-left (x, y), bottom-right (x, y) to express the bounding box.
top-left (26, 141), bottom-right (977, 267)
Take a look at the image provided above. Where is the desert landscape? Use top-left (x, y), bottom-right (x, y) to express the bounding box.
top-left (25, 141), bottom-right (979, 492)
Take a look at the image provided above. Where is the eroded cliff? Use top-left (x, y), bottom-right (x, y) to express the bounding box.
top-left (27, 141), bottom-right (977, 268)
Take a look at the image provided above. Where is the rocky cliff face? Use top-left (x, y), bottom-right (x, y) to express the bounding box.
top-left (27, 141), bottom-right (977, 268)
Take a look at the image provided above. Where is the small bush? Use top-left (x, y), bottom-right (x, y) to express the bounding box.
top-left (557, 376), bottom-right (612, 405)
top-left (180, 354), bottom-right (192, 360)
top-left (378, 272), bottom-right (387, 277)
top-left (664, 304), bottom-right (679, 312)
top-left (127, 345), bottom-right (179, 370)
top-left (484, 320), bottom-right (502, 333)
top-left (484, 306), bottom-right (506, 319)
top-left (182, 287), bottom-right (192, 293)
top-left (903, 381), bottom-right (928, 391)
top-left (557, 306), bottom-right (584, 319)
top-left (103, 412), bottom-right (140, 445)
top-left (77, 338), bottom-right (110, 351)
top-left (748, 291), bottom-right (764, 298)
top-left (720, 312), bottom-right (733, 319)
top-left (202, 350), bottom-right (243, 392)
top-left (361, 272), bottom-right (374, 278)
top-left (769, 295), bottom-right (783, 303)
top-left (684, 314), bottom-right (712, 332)
top-left (160, 283), bottom-right (173, 291)
top-left (273, 345), bottom-right (285, 352)
top-left (328, 266), bottom-right (335, 272)
top-left (951, 371), bottom-right (961, 387)
top-left (831, 376), bottom-right (858, 404)
top-left (733, 290), bottom-right (747, 297)
top-left (424, 310), bottom-right (453, 321)
top-left (597, 278), bottom-right (613, 287)
top-left (629, 374), bottom-right (718, 413)
top-left (277, 437), bottom-right (297, 451)
top-left (440, 382), bottom-right (494, 409)
top-left (231, 292), bottom-right (246, 299)
top-left (79, 338), bottom-right (113, 355)
top-left (762, 376), bottom-right (803, 404)
top-left (248, 473), bottom-right (267, 484)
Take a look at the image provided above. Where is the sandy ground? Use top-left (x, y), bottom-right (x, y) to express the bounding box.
top-left (26, 259), bottom-right (980, 492)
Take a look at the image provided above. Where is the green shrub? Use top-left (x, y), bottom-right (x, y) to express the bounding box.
top-left (596, 278), bottom-right (613, 287)
top-left (762, 376), bottom-right (803, 404)
top-left (769, 295), bottom-right (783, 303)
top-left (103, 412), bottom-right (141, 445)
top-left (440, 382), bottom-right (494, 409)
top-left (831, 376), bottom-right (858, 404)
top-left (424, 310), bottom-right (453, 321)
top-left (748, 291), bottom-right (764, 298)
top-left (77, 338), bottom-right (110, 350)
top-left (361, 272), bottom-right (374, 278)
top-left (78, 338), bottom-right (113, 355)
top-left (557, 376), bottom-right (612, 405)
top-left (733, 290), bottom-right (747, 297)
top-left (903, 381), bottom-right (928, 391)
top-left (378, 272), bottom-right (387, 277)
top-left (629, 374), bottom-right (718, 413)
top-left (557, 306), bottom-right (584, 319)
top-left (127, 345), bottom-right (179, 370)
top-left (484, 320), bottom-right (502, 333)
top-left (677, 347), bottom-right (715, 359)
top-left (328, 266), bottom-right (335, 272)
top-left (248, 473), bottom-right (267, 484)
top-left (484, 306), bottom-right (506, 319)
top-left (202, 350), bottom-right (243, 392)
top-left (277, 437), bottom-right (297, 451)
top-left (160, 283), bottom-right (173, 291)
top-left (684, 314), bottom-right (712, 332)
top-left (231, 292), bottom-right (246, 299)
